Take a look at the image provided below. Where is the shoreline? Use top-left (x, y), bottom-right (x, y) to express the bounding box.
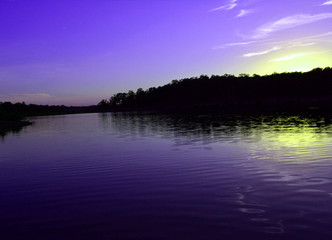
top-left (0, 119), bottom-right (33, 134)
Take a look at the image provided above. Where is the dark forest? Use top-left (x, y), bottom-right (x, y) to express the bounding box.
top-left (98, 67), bottom-right (332, 112)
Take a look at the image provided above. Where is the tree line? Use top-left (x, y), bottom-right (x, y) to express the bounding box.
top-left (99, 67), bottom-right (332, 111)
top-left (0, 102), bottom-right (97, 121)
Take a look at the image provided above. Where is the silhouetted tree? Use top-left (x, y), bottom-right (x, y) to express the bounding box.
top-left (98, 99), bottom-right (109, 107)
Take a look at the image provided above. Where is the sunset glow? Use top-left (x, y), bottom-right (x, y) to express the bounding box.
top-left (0, 0), bottom-right (331, 105)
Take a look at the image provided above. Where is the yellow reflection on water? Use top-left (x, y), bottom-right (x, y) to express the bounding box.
top-left (271, 131), bottom-right (323, 148)
top-left (263, 123), bottom-right (327, 148)
top-left (248, 116), bottom-right (332, 164)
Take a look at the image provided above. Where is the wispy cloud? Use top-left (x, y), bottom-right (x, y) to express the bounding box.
top-left (309, 31), bottom-right (332, 38)
top-left (242, 40), bottom-right (319, 58)
top-left (209, 0), bottom-right (237, 12)
top-left (242, 41), bottom-right (317, 58)
top-left (0, 93), bottom-right (52, 103)
top-left (270, 53), bottom-right (311, 62)
top-left (243, 46), bottom-right (281, 57)
top-left (322, 0), bottom-right (332, 5)
top-left (252, 13), bottom-right (332, 38)
top-left (214, 31), bottom-right (332, 50)
top-left (287, 42), bottom-right (316, 48)
top-left (21, 93), bottom-right (52, 98)
top-left (268, 32), bottom-right (332, 47)
top-left (212, 41), bottom-right (257, 49)
top-left (236, 9), bottom-right (253, 18)
top-left (242, 38), bottom-right (321, 58)
top-left (6, 93), bottom-right (52, 99)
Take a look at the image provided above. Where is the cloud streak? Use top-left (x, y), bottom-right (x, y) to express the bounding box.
top-left (243, 46), bottom-right (281, 57)
top-left (21, 93), bottom-right (52, 98)
top-left (0, 93), bottom-right (52, 103)
top-left (252, 13), bottom-right (332, 38)
top-left (214, 31), bottom-right (332, 51)
top-left (236, 9), bottom-right (253, 18)
top-left (212, 41), bottom-right (257, 49)
top-left (270, 53), bottom-right (311, 62)
top-left (209, 0), bottom-right (237, 12)
top-left (242, 41), bottom-right (317, 58)
top-left (322, 0), bottom-right (332, 5)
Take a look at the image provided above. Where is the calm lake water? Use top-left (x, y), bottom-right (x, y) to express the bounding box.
top-left (1, 112), bottom-right (332, 240)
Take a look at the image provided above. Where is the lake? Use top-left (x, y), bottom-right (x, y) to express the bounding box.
top-left (1, 112), bottom-right (332, 240)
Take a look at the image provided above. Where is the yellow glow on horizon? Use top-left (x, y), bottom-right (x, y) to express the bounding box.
top-left (251, 46), bottom-right (332, 74)
top-left (272, 52), bottom-right (330, 73)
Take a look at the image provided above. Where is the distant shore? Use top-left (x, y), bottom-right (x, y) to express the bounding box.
top-left (0, 103), bottom-right (100, 136)
top-left (2, 67), bottom-right (332, 135)
top-left (97, 67), bottom-right (332, 114)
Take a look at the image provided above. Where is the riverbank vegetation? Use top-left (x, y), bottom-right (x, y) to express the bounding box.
top-left (2, 67), bottom-right (332, 136)
top-left (99, 67), bottom-right (332, 112)
top-left (0, 102), bottom-right (98, 136)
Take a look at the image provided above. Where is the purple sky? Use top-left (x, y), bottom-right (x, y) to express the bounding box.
top-left (1, 0), bottom-right (332, 105)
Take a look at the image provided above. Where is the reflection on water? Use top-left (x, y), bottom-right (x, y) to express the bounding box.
top-left (0, 123), bottom-right (30, 140)
top-left (1, 112), bottom-right (332, 239)
top-left (100, 112), bottom-right (332, 148)
top-left (98, 112), bottom-right (332, 237)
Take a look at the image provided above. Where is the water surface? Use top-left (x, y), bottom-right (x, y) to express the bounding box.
top-left (1, 112), bottom-right (332, 239)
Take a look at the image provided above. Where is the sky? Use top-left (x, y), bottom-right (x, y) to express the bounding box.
top-left (1, 0), bottom-right (332, 106)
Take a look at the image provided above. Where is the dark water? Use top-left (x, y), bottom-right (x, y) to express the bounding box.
top-left (1, 112), bottom-right (332, 240)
